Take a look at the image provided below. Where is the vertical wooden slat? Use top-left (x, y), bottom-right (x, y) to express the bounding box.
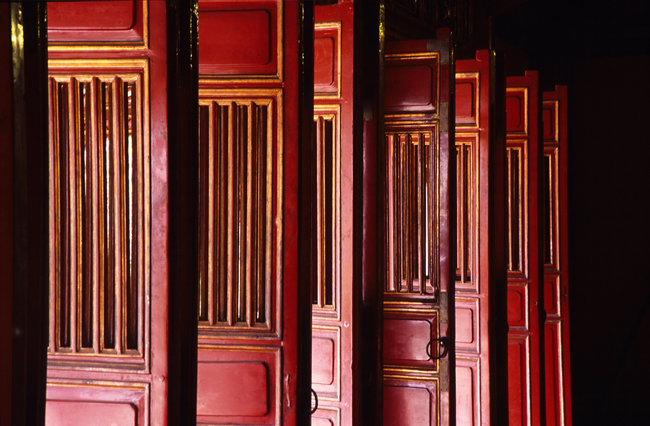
top-left (245, 103), bottom-right (253, 327)
top-left (198, 104), bottom-right (209, 322)
top-left (112, 76), bottom-right (122, 355)
top-left (90, 78), bottom-right (100, 354)
top-left (418, 134), bottom-right (425, 294)
top-left (68, 78), bottom-right (77, 354)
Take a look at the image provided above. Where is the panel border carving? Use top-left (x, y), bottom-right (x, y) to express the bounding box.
top-left (314, 21), bottom-right (342, 100)
top-left (47, 58), bottom-right (151, 372)
top-left (197, 87), bottom-right (283, 340)
top-left (197, 1), bottom-right (283, 83)
top-left (48, 0), bottom-right (149, 52)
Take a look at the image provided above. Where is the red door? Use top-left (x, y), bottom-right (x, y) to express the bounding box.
top-left (505, 71), bottom-right (545, 426)
top-left (45, 2), bottom-right (194, 425)
top-left (454, 50), bottom-right (508, 426)
top-left (542, 86), bottom-right (573, 426)
top-left (311, 3), bottom-right (355, 426)
top-left (196, 1), bottom-right (313, 425)
top-left (383, 33), bottom-right (455, 426)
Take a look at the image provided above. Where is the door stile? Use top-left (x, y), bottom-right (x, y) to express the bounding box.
top-left (45, 1), bottom-right (199, 425)
top-left (505, 71), bottom-right (545, 426)
top-left (453, 49), bottom-right (508, 426)
top-left (542, 86), bottom-right (572, 426)
top-left (196, 1), bottom-right (314, 424)
top-left (382, 32), bottom-right (455, 426)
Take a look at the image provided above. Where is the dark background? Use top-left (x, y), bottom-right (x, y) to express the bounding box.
top-left (491, 1), bottom-right (650, 424)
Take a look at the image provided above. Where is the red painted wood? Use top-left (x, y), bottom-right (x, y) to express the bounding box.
top-left (196, 1), bottom-right (313, 424)
top-left (311, 3), bottom-right (356, 426)
top-left (542, 86), bottom-right (573, 426)
top-left (506, 71), bottom-right (544, 426)
top-left (45, 2), bottom-right (194, 425)
top-left (383, 32), bottom-right (455, 426)
top-left (454, 50), bottom-right (508, 426)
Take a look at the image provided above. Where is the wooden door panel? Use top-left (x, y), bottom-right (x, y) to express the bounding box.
top-left (454, 50), bottom-right (507, 426)
top-left (542, 86), bottom-right (572, 426)
top-left (311, 3), bottom-right (354, 425)
top-left (197, 1), bottom-right (313, 424)
top-left (45, 2), bottom-right (180, 424)
top-left (506, 72), bottom-right (543, 426)
top-left (383, 34), bottom-right (454, 426)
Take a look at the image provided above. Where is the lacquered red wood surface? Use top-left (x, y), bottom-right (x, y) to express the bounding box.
top-left (196, 1), bottom-right (313, 424)
top-left (312, 3), bottom-right (356, 426)
top-left (454, 50), bottom-right (507, 426)
top-left (506, 71), bottom-right (544, 426)
top-left (383, 33), bottom-right (455, 426)
top-left (542, 86), bottom-right (572, 426)
top-left (44, 2), bottom-right (184, 425)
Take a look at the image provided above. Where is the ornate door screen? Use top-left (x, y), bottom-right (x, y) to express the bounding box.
top-left (46, 1), bottom-right (167, 426)
top-left (311, 3), bottom-right (353, 426)
top-left (196, 1), bottom-right (312, 425)
top-left (542, 86), bottom-right (573, 426)
top-left (45, 2), bottom-right (170, 425)
top-left (383, 34), bottom-right (455, 426)
top-left (454, 50), bottom-right (508, 426)
top-left (505, 71), bottom-right (544, 426)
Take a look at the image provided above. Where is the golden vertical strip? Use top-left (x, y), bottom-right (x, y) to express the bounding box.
top-left (456, 143), bottom-right (466, 283)
top-left (206, 102), bottom-right (215, 325)
top-left (112, 77), bottom-right (122, 354)
top-left (245, 103), bottom-right (254, 327)
top-left (265, 101), bottom-right (273, 327)
top-left (506, 148), bottom-right (513, 271)
top-left (417, 134), bottom-right (425, 294)
top-left (226, 103), bottom-right (234, 326)
top-left (316, 117), bottom-right (324, 307)
top-left (68, 78), bottom-right (78, 353)
top-left (48, 78), bottom-right (57, 352)
top-left (426, 135), bottom-right (434, 291)
top-left (90, 78), bottom-right (100, 353)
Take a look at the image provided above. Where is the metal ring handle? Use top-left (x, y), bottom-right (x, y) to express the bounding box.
top-left (310, 388), bottom-right (318, 415)
top-left (426, 336), bottom-right (450, 360)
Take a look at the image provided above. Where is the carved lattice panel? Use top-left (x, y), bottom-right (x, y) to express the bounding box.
top-left (506, 73), bottom-right (543, 426)
top-left (385, 128), bottom-right (438, 297)
top-left (197, 89), bottom-right (282, 337)
top-left (542, 87), bottom-right (572, 426)
top-left (47, 60), bottom-right (150, 369)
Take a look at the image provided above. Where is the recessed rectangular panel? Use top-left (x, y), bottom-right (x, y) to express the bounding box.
top-left (46, 401), bottom-right (137, 426)
top-left (384, 384), bottom-right (436, 426)
top-left (542, 100), bottom-right (559, 143)
top-left (198, 2), bottom-right (279, 78)
top-left (311, 406), bottom-right (339, 426)
top-left (46, 381), bottom-right (148, 426)
top-left (384, 318), bottom-right (433, 362)
top-left (455, 362), bottom-right (478, 426)
top-left (455, 72), bottom-right (479, 126)
top-left (197, 361), bottom-right (268, 416)
top-left (196, 345), bottom-right (280, 424)
top-left (312, 337), bottom-right (335, 385)
top-left (49, 1), bottom-right (136, 31)
top-left (506, 88), bottom-right (528, 135)
top-left (385, 52), bottom-right (439, 114)
top-left (314, 23), bottom-right (341, 98)
top-left (508, 339), bottom-right (527, 426)
top-left (455, 298), bottom-right (479, 353)
top-left (507, 286), bottom-right (528, 328)
top-left (544, 275), bottom-right (560, 317)
top-left (48, 1), bottom-right (146, 46)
